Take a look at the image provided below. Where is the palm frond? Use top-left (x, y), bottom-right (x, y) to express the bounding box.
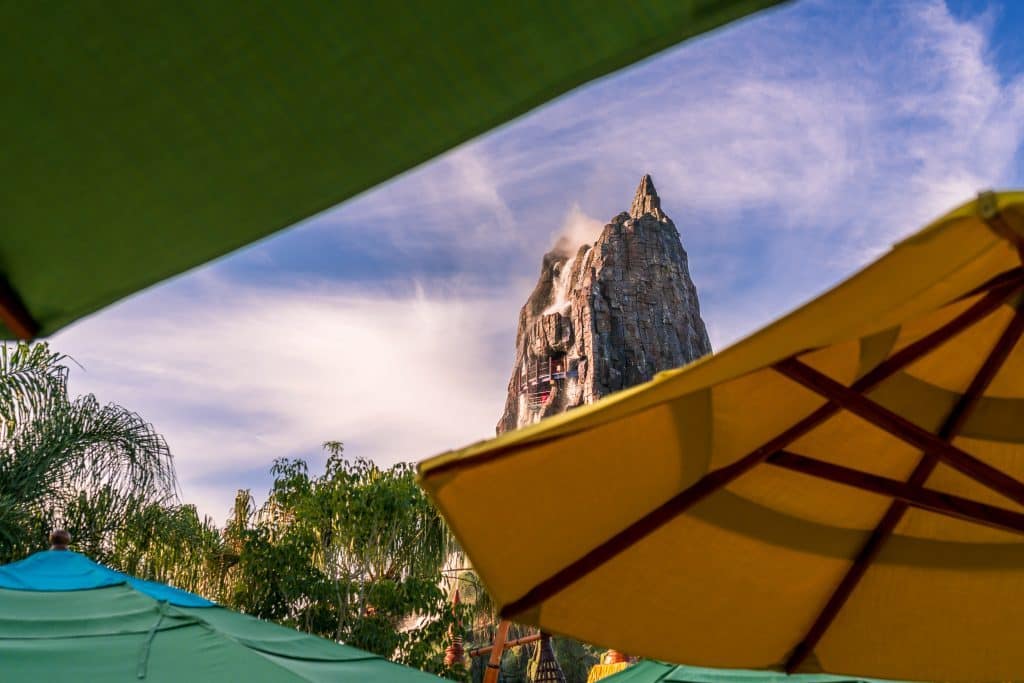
top-left (0, 342), bottom-right (69, 442)
top-left (0, 342), bottom-right (178, 562)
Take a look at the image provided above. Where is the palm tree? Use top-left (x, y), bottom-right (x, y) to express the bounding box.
top-left (0, 342), bottom-right (176, 563)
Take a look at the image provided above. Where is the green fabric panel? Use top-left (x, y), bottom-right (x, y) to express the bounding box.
top-left (254, 651), bottom-right (446, 682)
top-left (1, 624), bottom-right (442, 682)
top-left (1, 0), bottom-right (783, 339)
top-left (0, 626), bottom-right (308, 682)
top-left (0, 586), bottom-right (444, 680)
top-left (175, 605), bottom-right (379, 662)
top-left (0, 584), bottom-right (193, 638)
top-left (601, 660), bottom-right (674, 681)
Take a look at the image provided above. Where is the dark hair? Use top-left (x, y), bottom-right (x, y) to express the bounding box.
top-left (49, 529), bottom-right (71, 550)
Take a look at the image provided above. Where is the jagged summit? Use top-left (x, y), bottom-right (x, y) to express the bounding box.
top-left (497, 177), bottom-right (711, 434)
top-left (629, 173), bottom-right (663, 219)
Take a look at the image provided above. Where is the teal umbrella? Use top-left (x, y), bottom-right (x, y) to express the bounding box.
top-left (0, 548), bottom-right (444, 682)
top-left (1, 1), bottom-right (784, 340)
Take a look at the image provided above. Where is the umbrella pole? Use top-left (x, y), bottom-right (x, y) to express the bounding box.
top-left (483, 619), bottom-right (510, 683)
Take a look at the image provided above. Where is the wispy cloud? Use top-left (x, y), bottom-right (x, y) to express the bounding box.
top-left (485, 0), bottom-right (1024, 240)
top-left (297, 0), bottom-right (1024, 345)
top-left (315, 146), bottom-right (523, 261)
top-left (55, 278), bottom-right (520, 518)
top-left (477, 0), bottom-right (1024, 346)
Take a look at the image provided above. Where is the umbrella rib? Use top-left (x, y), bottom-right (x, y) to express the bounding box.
top-left (497, 278), bottom-right (1022, 621)
top-left (773, 357), bottom-right (1024, 507)
top-left (959, 265), bottom-right (1024, 300)
top-left (778, 308), bottom-right (1024, 673)
top-left (768, 451), bottom-right (1024, 536)
top-left (0, 275), bottom-right (38, 340)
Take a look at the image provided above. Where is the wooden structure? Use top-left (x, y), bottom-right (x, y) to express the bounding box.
top-left (531, 633), bottom-right (566, 683)
top-left (468, 619), bottom-right (550, 683)
top-left (517, 354), bottom-right (569, 408)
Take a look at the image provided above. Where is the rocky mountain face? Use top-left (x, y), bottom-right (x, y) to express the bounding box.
top-left (497, 175), bottom-right (712, 434)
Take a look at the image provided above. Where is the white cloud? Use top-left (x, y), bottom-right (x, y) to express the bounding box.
top-left (471, 0), bottom-right (1024, 256)
top-left (321, 145), bottom-right (524, 258)
top-left (525, 0), bottom-right (1024, 347)
top-left (53, 278), bottom-right (521, 518)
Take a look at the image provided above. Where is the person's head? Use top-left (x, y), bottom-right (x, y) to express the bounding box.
top-left (49, 529), bottom-right (71, 550)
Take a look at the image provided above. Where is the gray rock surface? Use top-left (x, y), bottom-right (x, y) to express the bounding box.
top-left (497, 175), bottom-right (712, 434)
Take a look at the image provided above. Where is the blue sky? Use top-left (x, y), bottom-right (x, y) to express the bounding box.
top-left (52, 0), bottom-right (1024, 519)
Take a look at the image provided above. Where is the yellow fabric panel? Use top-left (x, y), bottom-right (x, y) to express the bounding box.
top-left (893, 504), bottom-right (1024, 545)
top-left (726, 464), bottom-right (897, 531)
top-left (867, 373), bottom-right (958, 434)
top-left (960, 395), bottom-right (1024, 442)
top-left (536, 507), bottom-right (858, 670)
top-left (986, 334), bottom-right (1024, 398)
top-left (708, 341), bottom-right (861, 471)
top-left (885, 295), bottom-right (976, 361)
top-left (920, 438), bottom-right (1024, 511)
top-left (818, 559), bottom-right (1024, 682)
top-left (903, 304), bottom-right (1016, 393)
top-left (707, 368), bottom-right (824, 470)
top-left (856, 325), bottom-right (902, 377)
top-left (868, 372), bottom-right (1024, 444)
top-left (429, 399), bottom-right (707, 603)
top-left (787, 410), bottom-right (924, 479)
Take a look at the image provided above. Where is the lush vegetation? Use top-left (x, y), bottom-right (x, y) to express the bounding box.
top-left (203, 444), bottom-right (470, 675)
top-left (0, 342), bottom-right (175, 563)
top-left (0, 342), bottom-right (605, 681)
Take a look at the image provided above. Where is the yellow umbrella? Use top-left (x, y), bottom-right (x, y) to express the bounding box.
top-left (418, 191), bottom-right (1024, 682)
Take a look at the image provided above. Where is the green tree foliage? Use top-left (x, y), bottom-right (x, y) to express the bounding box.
top-left (0, 342), bottom-right (176, 563)
top-left (111, 501), bottom-right (231, 598)
top-left (192, 443), bottom-right (470, 678)
top-left (0, 342), bottom-right (502, 679)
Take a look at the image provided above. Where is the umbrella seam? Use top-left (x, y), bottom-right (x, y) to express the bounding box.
top-left (137, 600), bottom-right (169, 679)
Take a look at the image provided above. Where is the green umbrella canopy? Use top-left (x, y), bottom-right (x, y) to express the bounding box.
top-left (1, 0), bottom-right (784, 340)
top-left (599, 660), bottom-right (892, 683)
top-left (0, 549), bottom-right (444, 682)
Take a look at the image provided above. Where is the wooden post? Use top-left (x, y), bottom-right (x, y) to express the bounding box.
top-left (468, 632), bottom-right (541, 658)
top-left (483, 620), bottom-right (510, 683)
